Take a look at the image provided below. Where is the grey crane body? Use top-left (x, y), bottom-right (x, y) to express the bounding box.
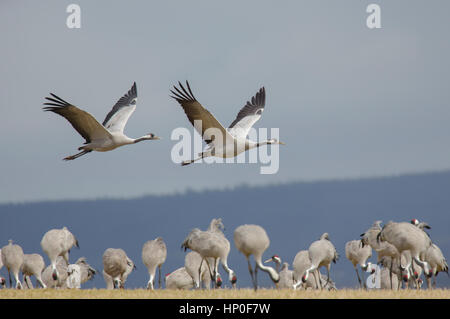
top-left (103, 248), bottom-right (135, 289)
top-left (103, 256), bottom-right (134, 289)
top-left (165, 267), bottom-right (195, 290)
top-left (361, 221), bottom-right (401, 289)
top-left (292, 250), bottom-right (332, 290)
top-left (40, 226), bottom-right (79, 281)
top-left (1, 240), bottom-right (24, 289)
top-left (302, 233), bottom-right (338, 290)
top-left (41, 256), bottom-right (95, 288)
top-left (43, 82), bottom-right (160, 161)
top-left (377, 221), bottom-right (432, 278)
top-left (42, 256), bottom-right (69, 288)
top-left (21, 253), bottom-right (46, 288)
top-left (75, 257), bottom-right (97, 284)
top-left (170, 82), bottom-right (284, 166)
top-left (361, 221), bottom-right (399, 261)
top-left (421, 243), bottom-right (448, 289)
top-left (345, 240), bottom-right (372, 288)
top-left (378, 256), bottom-right (403, 290)
top-left (380, 266), bottom-right (399, 290)
top-left (264, 256), bottom-right (294, 289)
top-left (277, 262), bottom-right (295, 289)
top-left (182, 219), bottom-right (236, 288)
top-left (234, 224), bottom-right (279, 290)
top-left (185, 251), bottom-right (213, 289)
top-left (142, 237), bottom-right (167, 289)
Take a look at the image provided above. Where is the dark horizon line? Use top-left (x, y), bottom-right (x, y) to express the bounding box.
top-left (2, 168), bottom-right (450, 207)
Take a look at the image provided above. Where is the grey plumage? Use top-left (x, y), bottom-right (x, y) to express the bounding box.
top-left (21, 253), bottom-right (46, 289)
top-left (103, 256), bottom-right (135, 289)
top-left (142, 237), bottom-right (167, 289)
top-left (301, 233), bottom-right (339, 290)
top-left (1, 240), bottom-right (24, 289)
top-left (182, 218), bottom-right (236, 288)
top-left (377, 221), bottom-right (432, 287)
top-left (421, 243), bottom-right (448, 289)
top-left (43, 82), bottom-right (159, 161)
top-left (102, 248), bottom-right (135, 289)
top-left (184, 251), bottom-right (213, 289)
top-left (345, 240), bottom-right (372, 288)
top-left (234, 224), bottom-right (279, 291)
top-left (41, 256), bottom-right (95, 288)
top-left (165, 267), bottom-right (195, 290)
top-left (40, 226), bottom-right (79, 282)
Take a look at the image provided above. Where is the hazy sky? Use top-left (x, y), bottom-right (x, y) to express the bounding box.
top-left (1, 1), bottom-right (450, 203)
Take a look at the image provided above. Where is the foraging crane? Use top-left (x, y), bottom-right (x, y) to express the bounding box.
top-left (142, 237), bottom-right (167, 290)
top-left (184, 251), bottom-right (214, 289)
top-left (21, 253), bottom-right (47, 288)
top-left (345, 240), bottom-right (372, 288)
top-left (292, 250), bottom-right (336, 290)
top-left (102, 248), bottom-right (136, 289)
top-left (103, 256), bottom-right (135, 289)
top-left (233, 224), bottom-right (279, 290)
top-left (1, 240), bottom-right (24, 289)
top-left (421, 243), bottom-right (448, 289)
top-left (182, 218), bottom-right (237, 288)
top-left (41, 256), bottom-right (96, 288)
top-left (361, 221), bottom-right (401, 289)
top-left (181, 233), bottom-right (236, 289)
top-left (264, 255), bottom-right (282, 273)
top-left (264, 256), bottom-right (294, 289)
top-left (377, 221), bottom-right (433, 284)
top-left (170, 81), bottom-right (285, 165)
top-left (40, 226), bottom-right (79, 281)
top-left (43, 82), bottom-right (160, 160)
top-left (301, 233), bottom-right (339, 290)
top-left (165, 267), bottom-right (195, 290)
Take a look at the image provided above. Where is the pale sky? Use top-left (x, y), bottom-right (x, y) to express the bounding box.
top-left (1, 1), bottom-right (450, 203)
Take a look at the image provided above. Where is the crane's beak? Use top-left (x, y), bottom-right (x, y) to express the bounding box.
top-left (152, 136), bottom-right (161, 140)
top-left (278, 141), bottom-right (286, 145)
top-left (264, 258), bottom-right (272, 263)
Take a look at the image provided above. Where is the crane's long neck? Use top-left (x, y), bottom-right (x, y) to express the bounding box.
top-left (134, 135), bottom-right (152, 143)
top-left (255, 140), bottom-right (270, 148)
top-left (220, 257), bottom-right (236, 283)
top-left (255, 255), bottom-right (279, 282)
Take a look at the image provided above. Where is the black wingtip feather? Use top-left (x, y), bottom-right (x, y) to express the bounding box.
top-left (49, 93), bottom-right (71, 106)
top-left (171, 81), bottom-right (196, 102)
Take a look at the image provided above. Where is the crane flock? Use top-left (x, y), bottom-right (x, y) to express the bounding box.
top-left (0, 218), bottom-right (447, 291)
top-left (0, 81), bottom-right (447, 293)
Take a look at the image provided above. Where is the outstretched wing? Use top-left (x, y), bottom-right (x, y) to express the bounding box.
top-left (102, 82), bottom-right (137, 133)
top-left (170, 81), bottom-right (234, 146)
top-left (228, 87), bottom-right (265, 139)
top-left (43, 93), bottom-right (111, 143)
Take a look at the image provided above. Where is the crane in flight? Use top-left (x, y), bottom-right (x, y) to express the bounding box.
top-left (43, 82), bottom-right (160, 160)
top-left (171, 81), bottom-right (284, 166)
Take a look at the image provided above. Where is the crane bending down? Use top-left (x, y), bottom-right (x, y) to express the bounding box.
top-left (234, 224), bottom-right (280, 291)
top-left (43, 82), bottom-right (160, 160)
top-left (301, 233), bottom-right (339, 290)
top-left (170, 81), bottom-right (285, 166)
top-left (142, 237), bottom-right (167, 290)
top-left (181, 220), bottom-right (237, 288)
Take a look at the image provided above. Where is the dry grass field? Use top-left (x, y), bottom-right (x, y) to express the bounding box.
top-left (0, 288), bottom-right (449, 299)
